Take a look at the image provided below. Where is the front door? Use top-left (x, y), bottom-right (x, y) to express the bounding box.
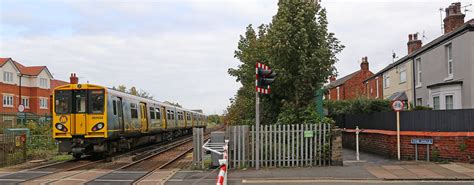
top-left (117, 98), bottom-right (125, 134)
top-left (72, 90), bottom-right (87, 135)
top-left (139, 102), bottom-right (148, 132)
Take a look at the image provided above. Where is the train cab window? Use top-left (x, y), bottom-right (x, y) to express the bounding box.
top-left (74, 90), bottom-right (87, 113)
top-left (55, 90), bottom-right (72, 114)
top-left (150, 107), bottom-right (155, 119)
top-left (89, 90), bottom-right (104, 114)
top-left (130, 103), bottom-right (138, 118)
top-left (155, 108), bottom-right (161, 119)
top-left (112, 100), bottom-right (117, 115)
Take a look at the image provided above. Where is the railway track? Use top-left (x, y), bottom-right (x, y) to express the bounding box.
top-left (0, 126), bottom-right (221, 185)
top-left (86, 134), bottom-right (209, 185)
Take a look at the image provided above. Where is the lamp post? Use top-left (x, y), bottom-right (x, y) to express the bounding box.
top-left (17, 72), bottom-right (25, 125)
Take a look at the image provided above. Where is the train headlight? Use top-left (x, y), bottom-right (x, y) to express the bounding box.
top-left (55, 123), bottom-right (68, 132)
top-left (92, 122), bottom-right (104, 131)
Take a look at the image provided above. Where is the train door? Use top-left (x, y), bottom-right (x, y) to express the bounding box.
top-left (139, 102), bottom-right (148, 132)
top-left (183, 111), bottom-right (188, 128)
top-left (161, 106), bottom-right (167, 129)
top-left (72, 90), bottom-right (87, 135)
top-left (117, 97), bottom-right (125, 134)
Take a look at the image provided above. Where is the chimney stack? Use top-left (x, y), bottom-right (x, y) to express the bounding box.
top-left (443, 2), bottom-right (465, 34)
top-left (329, 76), bottom-right (336, 82)
top-left (70, 73), bottom-right (78, 84)
top-left (407, 33), bottom-right (422, 55)
top-left (360, 56), bottom-right (369, 71)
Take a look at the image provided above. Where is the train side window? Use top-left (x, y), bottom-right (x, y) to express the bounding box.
top-left (171, 111), bottom-right (175, 120)
top-left (156, 108), bottom-right (161, 119)
top-left (149, 107), bottom-right (155, 119)
top-left (130, 103), bottom-right (138, 118)
top-left (113, 100), bottom-right (117, 115)
top-left (167, 110), bottom-right (171, 120)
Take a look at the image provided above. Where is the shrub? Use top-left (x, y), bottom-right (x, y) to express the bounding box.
top-left (325, 98), bottom-right (391, 117)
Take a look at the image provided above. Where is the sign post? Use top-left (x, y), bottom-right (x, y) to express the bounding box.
top-left (391, 100), bottom-right (404, 161)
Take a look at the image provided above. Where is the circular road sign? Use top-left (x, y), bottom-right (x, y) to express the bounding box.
top-left (18, 105), bottom-right (25, 113)
top-left (391, 100), bottom-right (404, 112)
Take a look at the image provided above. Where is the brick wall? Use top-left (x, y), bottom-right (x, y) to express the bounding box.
top-left (0, 82), bottom-right (52, 115)
top-left (326, 70), bottom-right (374, 100)
top-left (365, 75), bottom-right (383, 99)
top-left (343, 131), bottom-right (474, 162)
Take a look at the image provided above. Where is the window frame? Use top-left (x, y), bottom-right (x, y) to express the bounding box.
top-left (149, 107), bottom-right (156, 119)
top-left (2, 94), bottom-right (14, 107)
top-left (398, 65), bottom-right (406, 84)
top-left (130, 103), bottom-right (138, 119)
top-left (40, 78), bottom-right (49, 88)
top-left (375, 77), bottom-right (379, 98)
top-left (155, 108), bottom-right (161, 119)
top-left (445, 95), bottom-right (454, 110)
top-left (383, 74), bottom-right (390, 88)
top-left (39, 97), bottom-right (48, 109)
top-left (416, 98), bottom-right (422, 107)
top-left (3, 71), bottom-right (14, 84)
top-left (446, 43), bottom-right (453, 78)
top-left (433, 96), bottom-right (440, 110)
top-left (22, 97), bottom-right (29, 108)
top-left (416, 58), bottom-right (422, 87)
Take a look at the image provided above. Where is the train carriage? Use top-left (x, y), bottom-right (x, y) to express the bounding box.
top-left (52, 83), bottom-right (206, 158)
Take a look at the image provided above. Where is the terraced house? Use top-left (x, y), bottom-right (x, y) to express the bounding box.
top-left (0, 58), bottom-right (68, 118)
top-left (364, 2), bottom-right (474, 110)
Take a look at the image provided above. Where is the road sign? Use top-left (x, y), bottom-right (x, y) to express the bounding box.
top-left (391, 100), bottom-right (404, 112)
top-left (411, 138), bottom-right (433, 145)
top-left (18, 105), bottom-right (25, 112)
top-left (304, 131), bottom-right (314, 138)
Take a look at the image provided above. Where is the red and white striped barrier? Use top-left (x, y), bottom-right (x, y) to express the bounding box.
top-left (216, 140), bottom-right (229, 185)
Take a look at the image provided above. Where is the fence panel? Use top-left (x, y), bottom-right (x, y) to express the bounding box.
top-left (228, 123), bottom-right (333, 169)
top-left (333, 109), bottom-right (474, 132)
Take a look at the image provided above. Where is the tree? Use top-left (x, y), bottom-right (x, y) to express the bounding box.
top-left (129, 87), bottom-right (138, 96)
top-left (226, 1), bottom-right (344, 125)
top-left (118, 85), bottom-right (127, 92)
top-left (138, 89), bottom-right (154, 100)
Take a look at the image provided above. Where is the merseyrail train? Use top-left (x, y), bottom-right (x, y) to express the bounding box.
top-left (52, 83), bottom-right (207, 158)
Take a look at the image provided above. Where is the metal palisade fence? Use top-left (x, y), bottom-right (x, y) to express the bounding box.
top-left (0, 133), bottom-right (27, 167)
top-left (227, 123), bottom-right (334, 169)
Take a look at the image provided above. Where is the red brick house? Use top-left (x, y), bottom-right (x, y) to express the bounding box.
top-left (326, 57), bottom-right (374, 100)
top-left (364, 74), bottom-right (383, 99)
top-left (0, 57), bottom-right (68, 116)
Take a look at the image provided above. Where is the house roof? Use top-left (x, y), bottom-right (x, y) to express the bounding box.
top-left (51, 79), bottom-right (69, 90)
top-left (12, 61), bottom-right (47, 76)
top-left (387, 91), bottom-right (408, 101)
top-left (327, 70), bottom-right (360, 88)
top-left (364, 19), bottom-right (474, 82)
top-left (0, 58), bottom-right (11, 66)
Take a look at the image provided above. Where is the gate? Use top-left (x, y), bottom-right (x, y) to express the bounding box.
top-left (0, 133), bottom-right (27, 167)
top-left (227, 123), bottom-right (340, 169)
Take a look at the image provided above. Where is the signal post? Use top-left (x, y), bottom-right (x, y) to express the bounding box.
top-left (255, 62), bottom-right (276, 170)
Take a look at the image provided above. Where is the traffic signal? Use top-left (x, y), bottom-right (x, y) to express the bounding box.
top-left (256, 62), bottom-right (276, 94)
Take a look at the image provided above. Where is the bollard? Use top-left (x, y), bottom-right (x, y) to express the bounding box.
top-left (356, 126), bottom-right (360, 161)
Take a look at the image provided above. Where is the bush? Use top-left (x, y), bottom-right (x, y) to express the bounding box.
top-left (412, 105), bottom-right (433, 110)
top-left (325, 98), bottom-right (392, 117)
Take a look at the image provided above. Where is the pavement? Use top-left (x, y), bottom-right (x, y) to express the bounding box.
top-left (164, 149), bottom-right (474, 185)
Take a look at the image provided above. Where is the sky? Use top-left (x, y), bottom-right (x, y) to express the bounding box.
top-left (1, 0), bottom-right (473, 115)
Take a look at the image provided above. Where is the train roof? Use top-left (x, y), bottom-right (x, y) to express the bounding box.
top-left (105, 87), bottom-right (205, 115)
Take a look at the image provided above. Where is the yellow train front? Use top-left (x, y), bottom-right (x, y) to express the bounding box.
top-left (52, 84), bottom-right (207, 158)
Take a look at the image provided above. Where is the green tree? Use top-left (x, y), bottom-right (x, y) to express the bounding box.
top-left (129, 87), bottom-right (138, 96)
top-left (226, 1), bottom-right (343, 125)
top-left (118, 85), bottom-right (127, 92)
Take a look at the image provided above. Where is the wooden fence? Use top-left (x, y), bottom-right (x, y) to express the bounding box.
top-left (227, 123), bottom-right (335, 169)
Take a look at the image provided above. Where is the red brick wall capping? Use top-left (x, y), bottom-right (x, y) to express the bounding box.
top-left (344, 129), bottom-right (474, 137)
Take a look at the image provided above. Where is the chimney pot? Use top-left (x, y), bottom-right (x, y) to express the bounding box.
top-left (407, 33), bottom-right (422, 55)
top-left (70, 73), bottom-right (79, 84)
top-left (360, 57), bottom-right (369, 71)
top-left (443, 2), bottom-right (465, 34)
